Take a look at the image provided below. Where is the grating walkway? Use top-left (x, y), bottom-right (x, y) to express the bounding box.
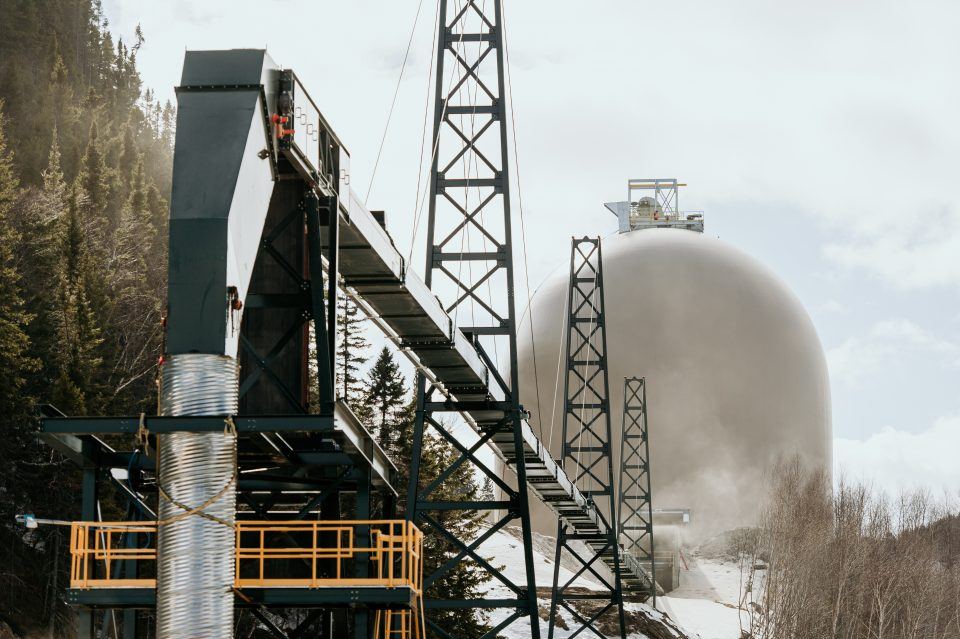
top-left (326, 191), bottom-right (654, 595)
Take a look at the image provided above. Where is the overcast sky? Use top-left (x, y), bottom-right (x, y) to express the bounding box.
top-left (102, 0), bottom-right (960, 496)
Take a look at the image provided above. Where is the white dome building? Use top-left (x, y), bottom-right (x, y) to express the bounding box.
top-left (513, 193), bottom-right (832, 538)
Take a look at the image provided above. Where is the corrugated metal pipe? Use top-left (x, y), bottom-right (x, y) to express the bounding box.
top-left (156, 354), bottom-right (239, 639)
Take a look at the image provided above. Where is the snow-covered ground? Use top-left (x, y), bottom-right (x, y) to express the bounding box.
top-left (659, 553), bottom-right (747, 639)
top-left (475, 526), bottom-right (690, 638)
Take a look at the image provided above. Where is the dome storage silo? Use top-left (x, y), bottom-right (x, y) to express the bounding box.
top-left (514, 179), bottom-right (832, 538)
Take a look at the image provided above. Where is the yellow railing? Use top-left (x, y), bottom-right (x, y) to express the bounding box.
top-left (70, 521), bottom-right (158, 589)
top-left (69, 519), bottom-right (426, 637)
top-left (234, 520), bottom-right (423, 592)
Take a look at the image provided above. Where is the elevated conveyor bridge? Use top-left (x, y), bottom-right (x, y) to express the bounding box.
top-left (329, 185), bottom-right (653, 597)
top-left (39, 43), bottom-right (650, 639)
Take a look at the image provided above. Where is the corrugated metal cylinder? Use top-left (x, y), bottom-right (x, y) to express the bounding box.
top-left (156, 354), bottom-right (239, 639)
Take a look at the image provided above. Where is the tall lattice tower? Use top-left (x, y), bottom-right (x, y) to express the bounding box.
top-left (619, 377), bottom-right (656, 603)
top-left (547, 237), bottom-right (627, 638)
top-left (405, 0), bottom-right (542, 636)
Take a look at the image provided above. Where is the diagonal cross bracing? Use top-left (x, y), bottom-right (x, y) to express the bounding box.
top-left (618, 377), bottom-right (657, 602)
top-left (548, 237), bottom-right (627, 639)
top-left (404, 0), bottom-right (543, 635)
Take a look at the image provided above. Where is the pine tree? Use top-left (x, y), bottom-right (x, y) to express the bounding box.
top-left (336, 295), bottom-right (370, 403)
top-left (118, 125), bottom-right (137, 187)
top-left (52, 185), bottom-right (104, 415)
top-left (42, 127), bottom-right (66, 201)
top-left (79, 120), bottom-right (109, 223)
top-left (377, 388), bottom-right (495, 637)
top-left (0, 101), bottom-right (36, 420)
top-left (13, 128), bottom-right (70, 391)
top-left (363, 346), bottom-right (407, 450)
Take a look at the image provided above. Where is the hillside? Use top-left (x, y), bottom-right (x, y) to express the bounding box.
top-left (0, 0), bottom-right (173, 633)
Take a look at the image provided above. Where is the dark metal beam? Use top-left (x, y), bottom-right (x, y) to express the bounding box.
top-left (404, 2), bottom-right (542, 635)
top-left (42, 415), bottom-right (335, 435)
top-left (549, 237), bottom-right (627, 639)
top-left (618, 377), bottom-right (656, 603)
top-left (66, 587), bottom-right (417, 609)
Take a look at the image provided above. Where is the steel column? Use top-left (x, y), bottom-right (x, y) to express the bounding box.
top-left (78, 441), bottom-right (97, 639)
top-left (548, 238), bottom-right (626, 639)
top-left (405, 0), bottom-right (541, 635)
top-left (618, 377), bottom-right (656, 603)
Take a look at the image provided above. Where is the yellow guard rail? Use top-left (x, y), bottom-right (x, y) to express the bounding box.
top-left (70, 519), bottom-right (425, 637)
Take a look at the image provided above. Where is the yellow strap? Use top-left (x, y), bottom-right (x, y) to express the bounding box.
top-left (157, 473), bottom-right (236, 528)
top-left (136, 413), bottom-right (150, 454)
top-left (155, 418), bottom-right (238, 528)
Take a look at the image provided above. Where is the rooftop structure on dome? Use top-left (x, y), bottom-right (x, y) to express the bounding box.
top-left (604, 178), bottom-right (704, 233)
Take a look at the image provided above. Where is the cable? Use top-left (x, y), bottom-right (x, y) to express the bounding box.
top-left (501, 0), bottom-right (543, 439)
top-left (364, 0), bottom-right (427, 206)
top-left (408, 1), bottom-right (461, 269)
top-left (548, 277), bottom-right (570, 455)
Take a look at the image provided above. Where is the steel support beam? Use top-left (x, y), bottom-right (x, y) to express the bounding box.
top-left (548, 238), bottom-right (627, 639)
top-left (405, 1), bottom-right (541, 635)
top-left (618, 377), bottom-right (656, 603)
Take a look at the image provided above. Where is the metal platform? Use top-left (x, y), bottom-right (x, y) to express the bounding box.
top-left (67, 519), bottom-right (424, 615)
top-left (42, 400), bottom-right (397, 494)
top-left (66, 587), bottom-right (418, 610)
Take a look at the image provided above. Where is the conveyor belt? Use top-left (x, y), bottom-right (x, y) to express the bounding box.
top-left (327, 191), bottom-right (653, 593)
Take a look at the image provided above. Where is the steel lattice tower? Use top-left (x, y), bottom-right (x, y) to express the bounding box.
top-left (405, 0), bottom-right (542, 636)
top-left (548, 237), bottom-right (627, 639)
top-left (619, 377), bottom-right (656, 604)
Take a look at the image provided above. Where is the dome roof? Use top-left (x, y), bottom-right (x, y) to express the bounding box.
top-left (516, 228), bottom-right (832, 535)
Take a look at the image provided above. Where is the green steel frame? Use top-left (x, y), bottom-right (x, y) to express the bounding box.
top-left (618, 377), bottom-right (656, 604)
top-left (548, 238), bottom-right (627, 639)
top-left (40, 51), bottom-right (395, 639)
top-left (404, 1), bottom-right (542, 637)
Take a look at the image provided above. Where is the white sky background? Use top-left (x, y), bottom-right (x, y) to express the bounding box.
top-left (103, 0), bottom-right (960, 497)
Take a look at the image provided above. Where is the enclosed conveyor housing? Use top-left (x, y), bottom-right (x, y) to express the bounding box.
top-left (329, 182), bottom-right (653, 594)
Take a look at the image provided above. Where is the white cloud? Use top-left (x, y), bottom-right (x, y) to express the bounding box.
top-left (816, 299), bottom-right (849, 315)
top-left (827, 319), bottom-right (960, 387)
top-left (835, 415), bottom-right (960, 495)
top-left (824, 209), bottom-right (960, 290)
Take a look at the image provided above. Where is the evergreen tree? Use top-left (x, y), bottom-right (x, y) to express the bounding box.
top-left (52, 185), bottom-right (104, 415)
top-left (107, 154), bottom-right (160, 411)
top-left (363, 346), bottom-right (407, 450)
top-left (43, 127), bottom-right (67, 201)
top-left (0, 4), bottom-right (175, 631)
top-left (0, 101), bottom-right (36, 422)
top-left (381, 389), bottom-right (495, 637)
top-left (336, 295), bottom-right (370, 403)
top-left (78, 120), bottom-right (109, 223)
top-left (12, 128), bottom-right (69, 392)
top-left (118, 125), bottom-right (137, 187)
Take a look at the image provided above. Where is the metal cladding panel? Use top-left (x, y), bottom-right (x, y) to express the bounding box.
top-left (167, 64), bottom-right (274, 354)
top-left (403, 274), bottom-right (454, 343)
top-left (224, 100), bottom-right (275, 357)
top-left (169, 90), bottom-right (262, 221)
top-left (604, 201), bottom-right (632, 233)
top-left (238, 181), bottom-right (305, 413)
top-left (167, 219), bottom-right (228, 354)
top-left (341, 189), bottom-right (403, 277)
top-left (180, 49), bottom-right (273, 87)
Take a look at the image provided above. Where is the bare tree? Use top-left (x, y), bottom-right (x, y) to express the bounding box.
top-left (740, 458), bottom-right (960, 639)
